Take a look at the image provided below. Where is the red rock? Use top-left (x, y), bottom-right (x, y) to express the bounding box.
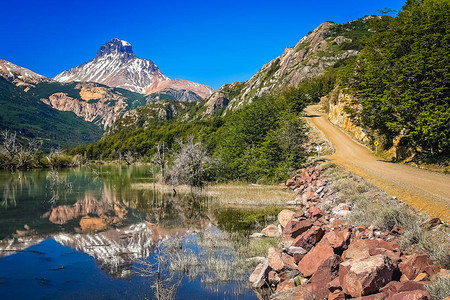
top-left (278, 269), bottom-right (300, 282)
top-left (329, 291), bottom-right (346, 300)
top-left (429, 217), bottom-right (442, 227)
top-left (340, 255), bottom-right (395, 297)
top-left (389, 290), bottom-right (430, 300)
top-left (309, 255), bottom-right (343, 299)
top-left (369, 248), bottom-right (401, 265)
top-left (331, 219), bottom-right (343, 228)
top-left (276, 279), bottom-right (296, 292)
top-left (249, 259), bottom-right (271, 288)
top-left (380, 280), bottom-right (427, 297)
top-left (324, 228), bottom-right (351, 252)
top-left (286, 179), bottom-right (296, 188)
top-left (399, 253), bottom-right (435, 280)
top-left (282, 219), bottom-right (313, 240)
top-left (327, 277), bottom-right (342, 293)
top-left (281, 252), bottom-right (298, 270)
top-left (298, 238), bottom-right (334, 277)
top-left (268, 247), bottom-right (284, 272)
top-left (414, 273), bottom-right (429, 282)
top-left (354, 293), bottom-right (387, 300)
top-left (285, 246), bottom-right (308, 264)
top-left (342, 239), bottom-right (399, 261)
top-left (261, 224), bottom-right (280, 237)
top-left (268, 270), bottom-right (280, 285)
top-left (316, 179), bottom-right (327, 186)
top-left (278, 209), bottom-right (296, 228)
top-left (308, 206), bottom-right (326, 219)
top-left (291, 226), bottom-right (324, 251)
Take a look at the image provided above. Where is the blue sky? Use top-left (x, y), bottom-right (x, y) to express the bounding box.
top-left (2, 0), bottom-right (405, 89)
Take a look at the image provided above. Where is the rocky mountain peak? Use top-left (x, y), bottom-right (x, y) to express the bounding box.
top-left (96, 38), bottom-right (135, 59)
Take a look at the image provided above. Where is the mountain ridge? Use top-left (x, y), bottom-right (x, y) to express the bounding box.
top-left (54, 38), bottom-right (215, 98)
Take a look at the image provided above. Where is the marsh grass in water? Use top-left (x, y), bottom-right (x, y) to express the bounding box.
top-left (135, 229), bottom-right (281, 299)
top-left (132, 182), bottom-right (293, 206)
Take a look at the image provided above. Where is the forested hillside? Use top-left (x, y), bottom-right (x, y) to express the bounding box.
top-left (338, 0), bottom-right (449, 157)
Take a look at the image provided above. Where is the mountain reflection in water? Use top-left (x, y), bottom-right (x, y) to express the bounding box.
top-left (0, 166), bottom-right (277, 299)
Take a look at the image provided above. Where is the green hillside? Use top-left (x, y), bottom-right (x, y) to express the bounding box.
top-left (0, 77), bottom-right (103, 150)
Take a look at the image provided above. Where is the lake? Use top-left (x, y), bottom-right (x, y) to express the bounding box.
top-left (0, 166), bottom-right (283, 299)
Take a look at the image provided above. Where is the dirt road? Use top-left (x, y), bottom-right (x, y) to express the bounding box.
top-left (305, 105), bottom-right (450, 222)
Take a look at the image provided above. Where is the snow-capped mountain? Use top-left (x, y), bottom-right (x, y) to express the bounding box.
top-left (0, 59), bottom-right (50, 88)
top-left (54, 38), bottom-right (214, 98)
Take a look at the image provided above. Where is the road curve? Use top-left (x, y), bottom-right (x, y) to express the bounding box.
top-left (305, 105), bottom-right (450, 222)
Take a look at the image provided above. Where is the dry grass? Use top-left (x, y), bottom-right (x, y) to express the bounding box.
top-left (426, 276), bottom-right (450, 300)
top-left (132, 182), bottom-right (293, 206)
top-left (319, 161), bottom-right (450, 269)
top-left (202, 183), bottom-right (292, 206)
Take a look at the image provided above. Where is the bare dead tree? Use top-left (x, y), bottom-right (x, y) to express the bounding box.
top-left (151, 142), bottom-right (168, 182)
top-left (124, 150), bottom-right (134, 165)
top-left (1, 130), bottom-right (41, 168)
top-left (168, 137), bottom-right (209, 187)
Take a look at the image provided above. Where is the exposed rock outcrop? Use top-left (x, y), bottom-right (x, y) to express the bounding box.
top-left (205, 18), bottom-right (372, 114)
top-left (320, 87), bottom-right (370, 144)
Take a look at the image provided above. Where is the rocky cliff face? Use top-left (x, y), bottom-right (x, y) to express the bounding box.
top-left (320, 87), bottom-right (369, 144)
top-left (204, 18), bottom-right (372, 114)
top-left (38, 82), bottom-right (145, 129)
top-left (54, 38), bottom-right (214, 99)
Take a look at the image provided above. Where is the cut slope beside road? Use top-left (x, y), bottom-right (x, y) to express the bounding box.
top-left (305, 105), bottom-right (450, 222)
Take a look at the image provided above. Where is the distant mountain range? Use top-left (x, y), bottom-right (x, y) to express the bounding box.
top-left (0, 39), bottom-right (216, 148)
top-left (0, 19), bottom-right (371, 149)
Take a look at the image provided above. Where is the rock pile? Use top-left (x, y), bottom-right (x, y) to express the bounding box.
top-left (249, 165), bottom-right (446, 300)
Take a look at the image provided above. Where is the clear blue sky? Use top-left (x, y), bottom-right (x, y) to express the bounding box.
top-left (2, 0), bottom-right (405, 89)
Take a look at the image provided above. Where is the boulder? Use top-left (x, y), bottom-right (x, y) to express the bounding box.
top-left (329, 291), bottom-right (346, 300)
top-left (389, 290), bottom-right (430, 300)
top-left (276, 278), bottom-right (296, 292)
top-left (268, 247), bottom-right (284, 272)
top-left (282, 219), bottom-right (313, 240)
top-left (249, 232), bottom-right (265, 238)
top-left (281, 252), bottom-right (298, 269)
top-left (380, 280), bottom-right (427, 298)
top-left (399, 253), bottom-right (435, 280)
top-left (291, 226), bottom-right (324, 251)
top-left (339, 255), bottom-right (395, 297)
top-left (328, 277), bottom-right (342, 293)
top-left (342, 239), bottom-right (399, 261)
top-left (308, 206), bottom-right (327, 219)
top-left (286, 179), bottom-right (296, 188)
top-left (249, 259), bottom-right (271, 288)
top-left (297, 238), bottom-right (334, 277)
top-left (261, 224), bottom-right (280, 237)
top-left (324, 228), bottom-right (351, 252)
top-left (353, 294), bottom-right (387, 300)
top-left (309, 254), bottom-right (343, 299)
top-left (278, 209), bottom-right (296, 228)
top-left (268, 270), bottom-right (280, 285)
top-left (285, 246), bottom-right (308, 263)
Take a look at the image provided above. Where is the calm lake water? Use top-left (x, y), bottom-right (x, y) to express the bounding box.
top-left (0, 166), bottom-right (280, 300)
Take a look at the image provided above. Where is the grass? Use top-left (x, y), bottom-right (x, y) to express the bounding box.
top-left (426, 276), bottom-right (450, 300)
top-left (132, 182), bottom-right (293, 206)
top-left (318, 161), bottom-right (450, 269)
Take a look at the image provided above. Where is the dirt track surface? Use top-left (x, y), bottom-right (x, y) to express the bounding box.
top-left (305, 105), bottom-right (450, 222)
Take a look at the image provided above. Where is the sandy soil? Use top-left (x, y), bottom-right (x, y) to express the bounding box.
top-left (305, 105), bottom-right (450, 222)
